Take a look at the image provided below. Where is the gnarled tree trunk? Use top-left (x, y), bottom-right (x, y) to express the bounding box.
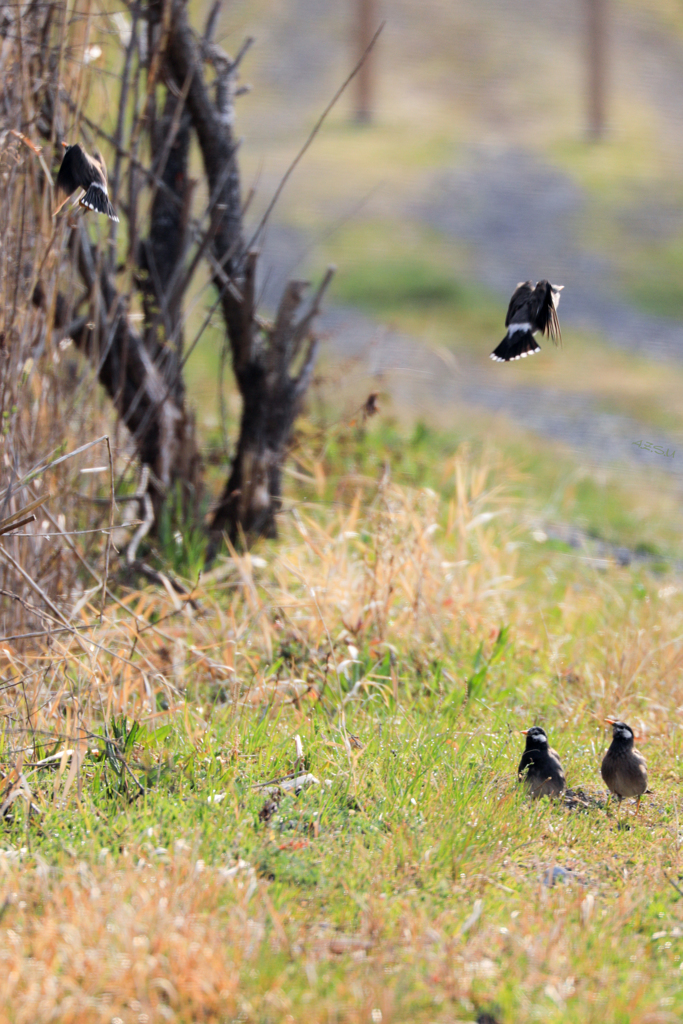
top-left (166, 0), bottom-right (334, 549)
top-left (33, 0), bottom-right (334, 556)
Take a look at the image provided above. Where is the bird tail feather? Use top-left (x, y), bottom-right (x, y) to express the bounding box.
top-left (490, 331), bottom-right (541, 362)
top-left (79, 186), bottom-right (118, 222)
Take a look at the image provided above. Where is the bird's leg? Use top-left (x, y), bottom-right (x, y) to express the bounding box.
top-left (635, 795), bottom-right (641, 815)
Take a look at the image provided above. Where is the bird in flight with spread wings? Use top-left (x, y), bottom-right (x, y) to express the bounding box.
top-left (490, 279), bottom-right (563, 363)
top-left (54, 142), bottom-right (118, 222)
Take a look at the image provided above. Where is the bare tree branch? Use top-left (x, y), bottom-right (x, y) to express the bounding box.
top-left (247, 21), bottom-right (385, 250)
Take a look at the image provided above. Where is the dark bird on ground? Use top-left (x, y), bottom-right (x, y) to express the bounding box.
top-left (601, 719), bottom-right (649, 813)
top-left (518, 725), bottom-right (566, 798)
top-left (476, 1013), bottom-right (501, 1024)
top-left (490, 279), bottom-right (563, 362)
top-left (54, 143), bottom-right (118, 221)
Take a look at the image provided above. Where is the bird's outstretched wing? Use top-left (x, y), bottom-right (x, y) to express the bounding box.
top-left (504, 281), bottom-right (533, 327)
top-left (543, 286), bottom-right (563, 345)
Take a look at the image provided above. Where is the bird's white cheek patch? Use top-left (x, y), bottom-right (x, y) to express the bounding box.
top-left (508, 323), bottom-right (532, 335)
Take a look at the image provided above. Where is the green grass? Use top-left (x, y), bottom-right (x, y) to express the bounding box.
top-left (6, 636), bottom-right (683, 1021)
top-left (330, 228), bottom-right (500, 355)
top-left (324, 220), bottom-right (507, 352)
top-left (294, 407), bottom-right (683, 566)
top-left (336, 254), bottom-right (465, 313)
top-left (5, 419), bottom-right (683, 1020)
top-left (618, 234), bottom-right (683, 320)
top-left (547, 104), bottom-right (671, 200)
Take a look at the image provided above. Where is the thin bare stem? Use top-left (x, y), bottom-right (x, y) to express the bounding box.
top-left (247, 22), bottom-right (385, 250)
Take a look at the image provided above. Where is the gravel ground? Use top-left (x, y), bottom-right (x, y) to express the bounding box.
top-left (256, 222), bottom-right (683, 483)
top-left (317, 305), bottom-right (683, 480)
top-left (418, 148), bottom-right (683, 363)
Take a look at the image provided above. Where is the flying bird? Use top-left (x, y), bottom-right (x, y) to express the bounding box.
top-left (517, 725), bottom-right (566, 798)
top-left (490, 279), bottom-right (563, 362)
top-left (54, 143), bottom-right (118, 222)
top-left (601, 719), bottom-right (649, 813)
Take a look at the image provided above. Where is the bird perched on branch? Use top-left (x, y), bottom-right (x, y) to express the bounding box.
top-left (54, 142), bottom-right (118, 222)
top-left (518, 726), bottom-right (566, 798)
top-left (601, 719), bottom-right (649, 813)
top-left (490, 279), bottom-right (563, 362)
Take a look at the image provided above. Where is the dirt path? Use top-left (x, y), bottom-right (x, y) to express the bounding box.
top-left (319, 305), bottom-right (682, 481)
top-left (418, 148), bottom-right (683, 363)
top-left (257, 216), bottom-right (683, 484)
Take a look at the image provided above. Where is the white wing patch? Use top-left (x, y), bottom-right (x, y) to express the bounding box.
top-left (507, 322), bottom-right (533, 335)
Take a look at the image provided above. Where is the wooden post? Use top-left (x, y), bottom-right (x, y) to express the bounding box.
top-left (586, 0), bottom-right (607, 139)
top-left (354, 0), bottom-right (376, 124)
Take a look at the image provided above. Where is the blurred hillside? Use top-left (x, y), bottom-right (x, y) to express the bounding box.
top-left (182, 0), bottom-right (683, 503)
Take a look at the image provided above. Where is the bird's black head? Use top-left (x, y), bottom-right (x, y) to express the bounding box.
top-left (522, 726), bottom-right (548, 751)
top-left (607, 719), bottom-right (634, 746)
top-left (535, 279), bottom-right (563, 300)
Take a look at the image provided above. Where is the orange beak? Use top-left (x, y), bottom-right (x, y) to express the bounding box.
top-left (604, 716), bottom-right (644, 740)
top-left (62, 141), bottom-right (68, 148)
top-left (520, 730), bottom-right (528, 735)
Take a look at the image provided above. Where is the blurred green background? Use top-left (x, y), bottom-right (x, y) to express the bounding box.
top-left (90, 0), bottom-right (683, 555)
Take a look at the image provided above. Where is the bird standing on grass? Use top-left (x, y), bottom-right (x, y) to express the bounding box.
top-left (490, 279), bottom-right (563, 362)
top-left (54, 142), bottom-right (118, 222)
top-left (601, 719), bottom-right (649, 814)
top-left (518, 726), bottom-right (566, 798)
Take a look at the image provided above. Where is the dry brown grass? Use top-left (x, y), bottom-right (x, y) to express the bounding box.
top-left (0, 443), bottom-right (526, 1023)
top-left (0, 1), bottom-right (134, 644)
top-left (0, 441), bottom-right (514, 747)
top-left (0, 441), bottom-right (681, 1020)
